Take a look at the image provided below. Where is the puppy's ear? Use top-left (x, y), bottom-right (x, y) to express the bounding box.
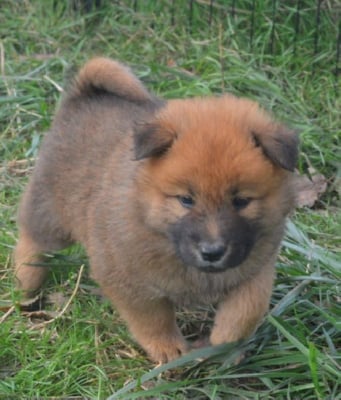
top-left (134, 122), bottom-right (177, 160)
top-left (252, 126), bottom-right (299, 172)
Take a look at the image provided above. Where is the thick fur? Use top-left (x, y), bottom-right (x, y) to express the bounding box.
top-left (14, 57), bottom-right (298, 362)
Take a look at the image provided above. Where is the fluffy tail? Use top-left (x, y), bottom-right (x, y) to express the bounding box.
top-left (69, 57), bottom-right (152, 102)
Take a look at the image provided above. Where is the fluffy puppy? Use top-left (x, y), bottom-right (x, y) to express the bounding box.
top-left (14, 57), bottom-right (298, 362)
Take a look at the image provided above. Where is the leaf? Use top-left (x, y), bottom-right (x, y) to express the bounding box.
top-left (294, 173), bottom-right (327, 208)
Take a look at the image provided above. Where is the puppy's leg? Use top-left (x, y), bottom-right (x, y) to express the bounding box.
top-left (14, 185), bottom-right (72, 296)
top-left (210, 264), bottom-right (275, 345)
top-left (104, 291), bottom-right (188, 363)
top-left (14, 228), bottom-right (50, 294)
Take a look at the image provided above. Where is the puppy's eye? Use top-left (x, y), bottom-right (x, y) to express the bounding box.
top-left (232, 196), bottom-right (252, 210)
top-left (177, 195), bottom-right (195, 209)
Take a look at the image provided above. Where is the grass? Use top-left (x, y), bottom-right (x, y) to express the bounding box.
top-left (0, 1), bottom-right (340, 399)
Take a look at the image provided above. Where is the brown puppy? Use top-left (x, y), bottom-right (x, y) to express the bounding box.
top-left (14, 57), bottom-right (298, 363)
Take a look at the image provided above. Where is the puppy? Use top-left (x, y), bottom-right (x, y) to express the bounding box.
top-left (14, 57), bottom-right (298, 363)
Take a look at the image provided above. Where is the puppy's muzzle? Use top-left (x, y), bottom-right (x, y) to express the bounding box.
top-left (199, 241), bottom-right (226, 263)
top-left (194, 240), bottom-right (232, 273)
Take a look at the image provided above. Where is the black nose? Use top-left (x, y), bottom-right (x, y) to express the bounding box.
top-left (199, 242), bottom-right (226, 263)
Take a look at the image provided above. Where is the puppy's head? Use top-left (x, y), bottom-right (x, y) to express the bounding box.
top-left (134, 96), bottom-right (298, 273)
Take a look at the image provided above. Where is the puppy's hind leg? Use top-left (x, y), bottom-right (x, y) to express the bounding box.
top-left (14, 186), bottom-right (73, 296)
top-left (14, 228), bottom-right (50, 295)
top-left (14, 225), bottom-right (72, 296)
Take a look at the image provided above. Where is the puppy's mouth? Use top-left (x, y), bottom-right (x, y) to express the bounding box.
top-left (196, 264), bottom-right (231, 273)
top-left (194, 256), bottom-right (241, 273)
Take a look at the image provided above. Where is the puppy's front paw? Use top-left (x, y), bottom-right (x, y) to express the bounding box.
top-left (144, 335), bottom-right (189, 363)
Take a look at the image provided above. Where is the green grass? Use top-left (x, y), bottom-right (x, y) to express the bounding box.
top-left (0, 1), bottom-right (340, 399)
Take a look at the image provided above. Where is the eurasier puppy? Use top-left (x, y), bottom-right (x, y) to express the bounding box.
top-left (14, 58), bottom-right (298, 362)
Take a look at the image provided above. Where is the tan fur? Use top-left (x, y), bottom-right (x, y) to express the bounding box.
top-left (71, 57), bottom-right (153, 102)
top-left (14, 228), bottom-right (48, 294)
top-left (14, 57), bottom-right (298, 363)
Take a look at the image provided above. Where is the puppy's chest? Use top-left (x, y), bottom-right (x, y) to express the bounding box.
top-left (148, 270), bottom-right (232, 307)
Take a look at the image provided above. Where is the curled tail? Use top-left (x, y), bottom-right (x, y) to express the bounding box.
top-left (69, 57), bottom-right (153, 102)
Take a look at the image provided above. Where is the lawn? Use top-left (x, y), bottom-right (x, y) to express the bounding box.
top-left (0, 1), bottom-right (340, 399)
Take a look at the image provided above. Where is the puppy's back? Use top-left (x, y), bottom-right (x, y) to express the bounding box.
top-left (18, 58), bottom-right (158, 247)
